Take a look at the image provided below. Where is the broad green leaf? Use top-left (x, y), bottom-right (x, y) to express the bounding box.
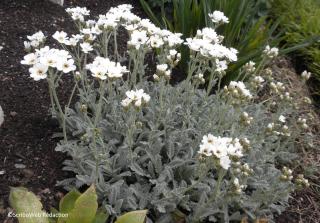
top-left (115, 210), bottom-right (148, 223)
top-left (59, 189), bottom-right (81, 214)
top-left (66, 185), bottom-right (98, 223)
top-left (58, 189), bottom-right (81, 223)
top-left (9, 187), bottom-right (49, 223)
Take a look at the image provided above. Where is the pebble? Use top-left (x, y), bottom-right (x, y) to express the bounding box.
top-left (22, 169), bottom-right (34, 178)
top-left (10, 111), bottom-right (17, 117)
top-left (14, 164), bottom-right (26, 169)
top-left (0, 105), bottom-right (3, 126)
top-left (0, 170), bottom-right (5, 175)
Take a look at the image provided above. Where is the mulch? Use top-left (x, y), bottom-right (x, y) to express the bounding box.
top-left (0, 0), bottom-right (318, 222)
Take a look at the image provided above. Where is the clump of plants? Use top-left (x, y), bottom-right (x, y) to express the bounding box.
top-left (20, 4), bottom-right (313, 223)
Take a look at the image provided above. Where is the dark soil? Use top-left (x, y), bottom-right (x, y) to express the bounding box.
top-left (0, 0), bottom-right (318, 223)
top-left (0, 0), bottom-right (144, 221)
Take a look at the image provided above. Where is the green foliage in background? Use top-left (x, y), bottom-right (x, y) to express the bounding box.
top-left (140, 0), bottom-right (281, 80)
top-left (9, 186), bottom-right (147, 223)
top-left (271, 0), bottom-right (320, 86)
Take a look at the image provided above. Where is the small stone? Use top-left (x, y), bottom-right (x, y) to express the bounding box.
top-left (0, 106), bottom-right (3, 127)
top-left (10, 111), bottom-right (17, 117)
top-left (49, 0), bottom-right (64, 6)
top-left (14, 164), bottom-right (26, 169)
top-left (40, 188), bottom-right (50, 194)
top-left (22, 169), bottom-right (34, 178)
top-left (0, 170), bottom-right (5, 175)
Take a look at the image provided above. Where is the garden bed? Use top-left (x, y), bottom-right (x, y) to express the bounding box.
top-left (0, 0), bottom-right (319, 222)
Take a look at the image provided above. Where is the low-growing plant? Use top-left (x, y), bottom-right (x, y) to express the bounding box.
top-left (9, 185), bottom-right (147, 223)
top-left (20, 4), bottom-right (314, 223)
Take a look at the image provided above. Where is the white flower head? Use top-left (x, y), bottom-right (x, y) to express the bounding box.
top-left (57, 59), bottom-right (76, 73)
top-left (301, 70), bottom-right (311, 81)
top-left (279, 115), bottom-right (286, 123)
top-left (122, 89), bottom-right (151, 108)
top-left (209, 11), bottom-right (229, 24)
top-left (263, 45), bottom-right (279, 58)
top-left (21, 53), bottom-right (37, 65)
top-left (29, 63), bottom-right (48, 81)
top-left (128, 30), bottom-right (149, 50)
top-left (53, 31), bottom-right (68, 44)
top-left (198, 134), bottom-right (244, 170)
top-left (80, 42), bottom-right (93, 54)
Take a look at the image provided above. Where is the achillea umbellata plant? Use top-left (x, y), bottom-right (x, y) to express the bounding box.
top-left (21, 5), bottom-right (313, 223)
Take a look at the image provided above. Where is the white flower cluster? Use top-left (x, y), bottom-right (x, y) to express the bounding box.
top-left (280, 166), bottom-right (293, 181)
top-left (208, 11), bottom-right (229, 24)
top-left (121, 89), bottom-right (151, 109)
top-left (297, 117), bottom-right (309, 130)
top-left (240, 112), bottom-right (253, 126)
top-left (198, 134), bottom-right (244, 170)
top-left (127, 19), bottom-right (183, 50)
top-left (250, 76), bottom-right (265, 88)
top-left (53, 31), bottom-right (83, 46)
top-left (21, 46), bottom-right (75, 81)
top-left (263, 45), bottom-right (279, 59)
top-left (24, 31), bottom-right (45, 50)
top-left (295, 174), bottom-right (310, 187)
top-left (267, 115), bottom-right (291, 137)
top-left (232, 178), bottom-right (246, 194)
top-left (270, 81), bottom-right (286, 94)
top-left (166, 49), bottom-right (181, 67)
top-left (223, 81), bottom-right (252, 104)
top-left (185, 27), bottom-right (238, 65)
top-left (243, 61), bottom-right (256, 73)
top-left (66, 7), bottom-right (90, 22)
top-left (154, 64), bottom-right (171, 80)
top-left (193, 73), bottom-right (206, 84)
top-left (301, 70), bottom-right (311, 81)
top-left (86, 57), bottom-right (128, 80)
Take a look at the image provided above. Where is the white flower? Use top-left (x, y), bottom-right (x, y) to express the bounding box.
top-left (220, 156), bottom-right (231, 170)
top-left (128, 30), bottom-right (148, 50)
top-left (279, 115), bottom-right (286, 123)
top-left (21, 53), bottom-right (37, 65)
top-left (52, 31), bottom-right (68, 44)
top-left (26, 31), bottom-right (45, 48)
top-left (122, 89), bottom-right (150, 108)
top-left (263, 45), bottom-right (279, 58)
top-left (244, 61), bottom-right (256, 73)
top-left (215, 59), bottom-right (228, 73)
top-left (86, 57), bottom-right (128, 80)
top-left (57, 59), bottom-right (76, 73)
top-left (209, 11), bottom-right (229, 24)
top-left (80, 42), bottom-right (93, 54)
top-left (227, 81), bottom-right (252, 100)
top-left (301, 70), bottom-right (311, 81)
top-left (197, 28), bottom-right (220, 43)
top-left (29, 63), bottom-right (48, 81)
top-left (149, 35), bottom-right (164, 48)
top-left (157, 64), bottom-right (168, 73)
top-left (66, 7), bottom-right (90, 22)
top-left (24, 41), bottom-right (32, 50)
top-left (198, 134), bottom-right (244, 170)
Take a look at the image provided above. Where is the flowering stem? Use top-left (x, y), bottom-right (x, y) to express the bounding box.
top-left (92, 79), bottom-right (106, 182)
top-left (48, 76), bottom-right (67, 143)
